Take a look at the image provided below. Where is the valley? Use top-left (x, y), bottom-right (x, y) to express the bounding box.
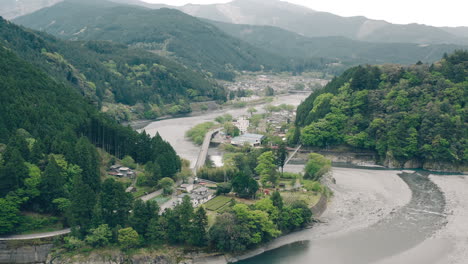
top-left (0, 0), bottom-right (466, 263)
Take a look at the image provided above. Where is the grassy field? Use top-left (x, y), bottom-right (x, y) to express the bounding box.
top-left (204, 196), bottom-right (232, 212)
top-left (132, 186), bottom-right (156, 198)
top-left (281, 191), bottom-right (321, 207)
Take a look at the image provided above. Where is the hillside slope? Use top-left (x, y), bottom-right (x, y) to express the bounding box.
top-left (294, 51), bottom-right (467, 170)
top-left (13, 0), bottom-right (313, 80)
top-left (0, 18), bottom-right (226, 121)
top-left (209, 20), bottom-right (467, 65)
top-left (0, 38), bottom-right (181, 235)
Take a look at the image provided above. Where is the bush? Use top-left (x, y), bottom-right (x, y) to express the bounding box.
top-left (85, 224), bottom-right (112, 247)
top-left (118, 227), bottom-right (139, 249)
top-left (197, 166), bottom-right (238, 182)
top-left (304, 153), bottom-right (331, 181)
top-left (216, 182), bottom-right (232, 195)
top-left (281, 172), bottom-right (301, 180)
top-left (186, 122), bottom-right (216, 145)
top-left (302, 180), bottom-right (323, 193)
top-left (63, 236), bottom-right (86, 251)
top-left (121, 155), bottom-right (137, 169)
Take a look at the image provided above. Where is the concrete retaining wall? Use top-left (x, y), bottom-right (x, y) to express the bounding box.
top-left (0, 241), bottom-right (53, 264)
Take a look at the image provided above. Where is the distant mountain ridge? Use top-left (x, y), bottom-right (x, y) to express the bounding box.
top-left (175, 0), bottom-right (468, 45)
top-left (4, 0), bottom-right (467, 45)
top-left (208, 19), bottom-right (467, 65)
top-left (13, 0), bottom-right (336, 79)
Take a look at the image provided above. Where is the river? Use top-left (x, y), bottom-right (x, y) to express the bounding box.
top-left (141, 93), bottom-right (310, 168)
top-left (141, 94), bottom-right (466, 264)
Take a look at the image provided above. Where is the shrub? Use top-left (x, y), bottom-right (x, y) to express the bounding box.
top-left (118, 227), bottom-right (139, 249)
top-left (304, 153), bottom-right (331, 181)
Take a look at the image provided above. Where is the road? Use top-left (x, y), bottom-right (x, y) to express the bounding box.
top-left (194, 128), bottom-right (221, 173)
top-left (0, 228), bottom-right (71, 241)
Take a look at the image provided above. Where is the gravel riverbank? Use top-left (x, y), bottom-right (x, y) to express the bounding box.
top-left (197, 166), bottom-right (412, 264)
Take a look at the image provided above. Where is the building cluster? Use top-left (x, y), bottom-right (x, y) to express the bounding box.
top-left (267, 110), bottom-right (295, 134)
top-left (177, 184), bottom-right (215, 207)
top-left (222, 74), bottom-right (324, 95)
top-left (108, 164), bottom-right (136, 178)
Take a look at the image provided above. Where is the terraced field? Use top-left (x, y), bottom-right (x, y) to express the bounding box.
top-left (204, 195), bottom-right (232, 212)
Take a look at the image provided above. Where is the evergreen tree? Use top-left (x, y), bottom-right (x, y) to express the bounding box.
top-left (275, 142), bottom-right (287, 175)
top-left (70, 173), bottom-right (96, 236)
top-left (130, 199), bottom-right (159, 239)
top-left (0, 149), bottom-right (28, 196)
top-left (190, 206), bottom-right (208, 247)
top-left (100, 178), bottom-right (133, 228)
top-left (270, 191), bottom-right (284, 210)
top-left (39, 156), bottom-right (66, 212)
top-left (30, 139), bottom-right (45, 165)
top-left (73, 137), bottom-right (100, 192)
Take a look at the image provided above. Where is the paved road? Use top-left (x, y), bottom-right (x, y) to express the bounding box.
top-left (0, 228), bottom-right (71, 241)
top-left (140, 189), bottom-right (164, 201)
top-left (194, 128), bottom-right (221, 173)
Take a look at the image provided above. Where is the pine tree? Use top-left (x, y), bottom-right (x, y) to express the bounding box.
top-left (0, 149), bottom-right (28, 196)
top-left (130, 200), bottom-right (159, 239)
top-left (30, 139), bottom-right (45, 165)
top-left (39, 156), bottom-right (65, 212)
top-left (190, 207), bottom-right (208, 247)
top-left (73, 137), bottom-right (100, 192)
top-left (70, 173), bottom-right (96, 236)
top-left (100, 179), bottom-right (132, 228)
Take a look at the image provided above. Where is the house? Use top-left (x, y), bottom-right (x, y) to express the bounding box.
top-left (231, 133), bottom-right (265, 147)
top-left (108, 164), bottom-right (135, 178)
top-left (177, 184), bottom-right (194, 193)
top-left (233, 116), bottom-right (250, 134)
top-left (177, 186), bottom-right (214, 207)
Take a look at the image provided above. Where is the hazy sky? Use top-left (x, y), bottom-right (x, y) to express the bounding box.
top-left (142, 0), bottom-right (468, 27)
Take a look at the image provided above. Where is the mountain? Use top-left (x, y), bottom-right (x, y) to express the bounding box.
top-left (441, 27), bottom-right (468, 39)
top-left (14, 0), bottom-right (322, 80)
top-left (0, 17), bottom-right (226, 121)
top-left (294, 51), bottom-right (468, 170)
top-left (4, 0), bottom-right (467, 45)
top-left (209, 20), bottom-right (467, 65)
top-left (177, 0), bottom-right (468, 45)
top-left (0, 21), bottom-right (181, 235)
top-left (0, 0), bottom-right (62, 19)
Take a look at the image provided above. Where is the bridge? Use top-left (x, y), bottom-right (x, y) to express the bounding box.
top-left (285, 144), bottom-right (302, 165)
top-left (193, 128), bottom-right (222, 173)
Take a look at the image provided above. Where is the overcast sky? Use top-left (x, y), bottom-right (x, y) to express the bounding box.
top-left (142, 0), bottom-right (468, 27)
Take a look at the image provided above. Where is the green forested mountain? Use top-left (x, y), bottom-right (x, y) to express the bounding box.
top-left (0, 31), bottom-right (181, 235)
top-left (209, 20), bottom-right (467, 66)
top-left (294, 51), bottom-right (467, 170)
top-left (13, 0), bottom-right (328, 80)
top-left (0, 18), bottom-right (225, 120)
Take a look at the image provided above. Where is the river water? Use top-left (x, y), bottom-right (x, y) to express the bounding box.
top-left (238, 170), bottom-right (447, 264)
top-left (141, 93), bottom-right (457, 264)
top-left (141, 93), bottom-right (310, 168)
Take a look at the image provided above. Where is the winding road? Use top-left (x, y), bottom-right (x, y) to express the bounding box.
top-left (0, 228), bottom-right (71, 241)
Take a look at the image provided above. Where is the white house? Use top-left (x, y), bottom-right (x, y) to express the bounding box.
top-left (233, 116), bottom-right (250, 134)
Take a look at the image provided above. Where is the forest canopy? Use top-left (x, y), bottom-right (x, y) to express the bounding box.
top-left (295, 51), bottom-right (467, 168)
